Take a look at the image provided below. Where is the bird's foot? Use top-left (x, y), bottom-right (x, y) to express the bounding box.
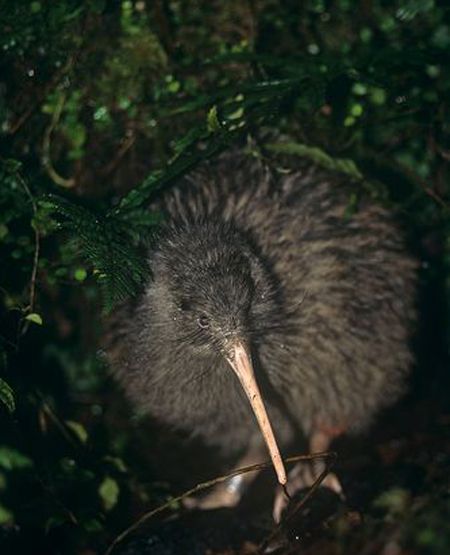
top-left (183, 474), bottom-right (246, 510)
top-left (273, 461), bottom-right (344, 523)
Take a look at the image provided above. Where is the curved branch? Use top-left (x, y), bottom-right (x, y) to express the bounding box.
top-left (42, 92), bottom-right (76, 188)
top-left (105, 450), bottom-right (336, 555)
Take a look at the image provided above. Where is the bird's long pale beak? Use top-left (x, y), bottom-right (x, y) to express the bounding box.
top-left (226, 340), bottom-right (287, 486)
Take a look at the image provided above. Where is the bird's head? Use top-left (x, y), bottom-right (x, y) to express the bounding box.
top-left (148, 221), bottom-right (287, 485)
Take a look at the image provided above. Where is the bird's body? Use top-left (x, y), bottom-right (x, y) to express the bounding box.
top-left (106, 147), bottom-right (416, 511)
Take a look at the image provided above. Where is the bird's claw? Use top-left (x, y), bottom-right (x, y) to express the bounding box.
top-left (273, 461), bottom-right (344, 523)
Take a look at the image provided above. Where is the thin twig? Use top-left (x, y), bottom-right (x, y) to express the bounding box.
top-left (42, 92), bottom-right (76, 188)
top-left (39, 396), bottom-right (79, 448)
top-left (100, 131), bottom-right (136, 177)
top-left (386, 157), bottom-right (448, 210)
top-left (258, 452), bottom-right (337, 552)
top-left (16, 173), bottom-right (41, 336)
top-left (36, 474), bottom-right (79, 526)
top-left (104, 450), bottom-right (335, 555)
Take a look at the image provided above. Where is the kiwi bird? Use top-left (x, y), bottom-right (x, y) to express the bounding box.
top-left (106, 146), bottom-right (416, 520)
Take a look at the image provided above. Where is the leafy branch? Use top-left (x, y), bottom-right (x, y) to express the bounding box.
top-left (41, 196), bottom-right (151, 311)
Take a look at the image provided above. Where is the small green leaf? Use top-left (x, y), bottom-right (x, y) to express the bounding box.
top-left (93, 106), bottom-right (109, 121)
top-left (25, 313), bottom-right (43, 325)
top-left (45, 514), bottom-right (67, 533)
top-left (0, 447), bottom-right (33, 470)
top-left (74, 268), bottom-right (88, 282)
top-left (0, 503), bottom-right (13, 524)
top-left (350, 103), bottom-right (363, 117)
top-left (82, 517), bottom-right (103, 533)
top-left (104, 455), bottom-right (127, 473)
top-left (370, 87), bottom-right (387, 106)
top-left (0, 224), bottom-right (8, 240)
top-left (66, 420), bottom-right (88, 444)
top-left (352, 82), bottom-right (367, 96)
top-left (167, 80), bottom-right (180, 93)
top-left (226, 106), bottom-right (244, 121)
top-left (99, 476), bottom-right (120, 511)
top-left (344, 115), bottom-right (356, 127)
top-left (373, 487), bottom-right (410, 515)
top-left (0, 378), bottom-right (15, 413)
top-left (207, 105), bottom-right (221, 133)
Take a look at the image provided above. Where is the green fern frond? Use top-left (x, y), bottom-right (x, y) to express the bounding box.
top-left (42, 195), bottom-right (153, 311)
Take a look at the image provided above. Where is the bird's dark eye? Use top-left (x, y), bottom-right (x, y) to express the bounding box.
top-left (197, 314), bottom-right (210, 329)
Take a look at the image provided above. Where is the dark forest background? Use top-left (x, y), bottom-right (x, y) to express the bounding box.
top-left (0, 1), bottom-right (449, 554)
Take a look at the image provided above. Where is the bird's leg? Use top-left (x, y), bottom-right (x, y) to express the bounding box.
top-left (183, 439), bottom-right (266, 510)
top-left (272, 427), bottom-right (344, 522)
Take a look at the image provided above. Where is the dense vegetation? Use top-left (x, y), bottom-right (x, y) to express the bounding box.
top-left (0, 1), bottom-right (449, 554)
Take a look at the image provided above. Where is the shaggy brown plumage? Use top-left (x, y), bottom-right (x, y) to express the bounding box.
top-left (105, 146), bottom-right (417, 513)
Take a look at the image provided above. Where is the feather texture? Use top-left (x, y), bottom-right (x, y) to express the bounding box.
top-left (105, 149), bottom-right (417, 455)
